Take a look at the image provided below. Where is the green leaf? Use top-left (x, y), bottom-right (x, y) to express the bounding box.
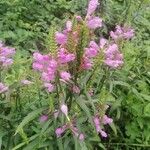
top-left (15, 107), bottom-right (46, 135)
top-left (12, 134), bottom-right (39, 150)
top-left (76, 96), bottom-right (94, 128)
top-left (144, 103), bottom-right (150, 117)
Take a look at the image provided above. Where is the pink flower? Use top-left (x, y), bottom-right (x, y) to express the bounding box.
top-left (85, 48), bottom-right (98, 58)
top-left (41, 72), bottom-right (55, 82)
top-left (85, 41), bottom-right (99, 58)
top-left (102, 115), bottom-right (113, 125)
top-left (72, 85), bottom-right (80, 94)
top-left (33, 52), bottom-right (44, 61)
top-left (55, 125), bottom-right (67, 138)
top-left (32, 62), bottom-right (43, 71)
top-left (21, 80), bottom-right (33, 85)
top-left (55, 32), bottom-right (67, 45)
top-left (71, 126), bottom-right (85, 141)
top-left (39, 115), bottom-right (48, 122)
top-left (99, 38), bottom-right (108, 49)
top-left (53, 110), bottom-right (59, 119)
top-left (87, 0), bottom-right (99, 16)
top-left (100, 130), bottom-right (107, 138)
top-left (82, 57), bottom-right (93, 70)
top-left (0, 47), bottom-right (15, 57)
top-left (75, 15), bottom-right (82, 21)
top-left (66, 21), bottom-right (72, 32)
top-left (60, 104), bottom-right (68, 116)
top-left (60, 71), bottom-right (71, 81)
top-left (88, 88), bottom-right (94, 96)
top-left (0, 44), bottom-right (15, 68)
top-left (93, 115), bottom-right (108, 138)
top-left (89, 41), bottom-right (99, 50)
top-left (87, 17), bottom-right (102, 29)
top-left (79, 133), bottom-right (85, 141)
top-left (2, 59), bottom-right (13, 67)
top-left (123, 28), bottom-right (134, 39)
top-left (57, 48), bottom-right (75, 64)
top-left (44, 83), bottom-right (54, 92)
top-left (0, 82), bottom-right (8, 93)
top-left (110, 25), bottom-right (134, 40)
top-left (93, 116), bottom-right (101, 133)
top-left (104, 44), bottom-right (123, 68)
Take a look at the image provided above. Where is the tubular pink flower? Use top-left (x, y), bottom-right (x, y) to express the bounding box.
top-left (79, 133), bottom-right (85, 141)
top-left (100, 130), bottom-right (107, 138)
top-left (55, 32), bottom-right (67, 45)
top-left (2, 59), bottom-right (13, 67)
top-left (55, 125), bottom-right (67, 138)
top-left (66, 21), bottom-right (72, 32)
top-left (21, 80), bottom-right (33, 85)
top-left (99, 38), bottom-right (108, 49)
top-left (85, 48), bottom-right (98, 58)
top-left (82, 57), bottom-right (93, 70)
top-left (60, 104), bottom-right (68, 117)
top-left (0, 43), bottom-right (15, 68)
top-left (44, 83), bottom-right (54, 92)
top-left (102, 115), bottom-right (113, 125)
top-left (87, 17), bottom-right (102, 29)
top-left (39, 115), bottom-right (48, 122)
top-left (93, 116), bottom-right (101, 133)
top-left (71, 126), bottom-right (85, 141)
top-left (89, 41), bottom-right (99, 50)
top-left (33, 52), bottom-right (44, 61)
top-left (75, 15), bottom-right (82, 21)
top-left (72, 85), bottom-right (80, 94)
top-left (57, 48), bottom-right (75, 64)
top-left (104, 44), bottom-right (123, 68)
top-left (123, 28), bottom-right (134, 39)
top-left (110, 25), bottom-right (134, 40)
top-left (93, 115), bottom-right (108, 138)
top-left (60, 71), bottom-right (71, 81)
top-left (87, 0), bottom-right (99, 16)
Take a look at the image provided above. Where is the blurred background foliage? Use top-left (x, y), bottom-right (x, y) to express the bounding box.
top-left (0, 0), bottom-right (150, 149)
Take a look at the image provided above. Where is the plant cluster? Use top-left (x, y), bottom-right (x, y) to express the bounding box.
top-left (0, 0), bottom-right (150, 149)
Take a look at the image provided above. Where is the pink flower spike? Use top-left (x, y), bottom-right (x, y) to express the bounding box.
top-left (87, 0), bottom-right (99, 16)
top-left (39, 115), bottom-right (48, 122)
top-left (60, 71), bottom-right (71, 81)
top-left (60, 104), bottom-right (68, 117)
top-left (55, 32), bottom-right (67, 45)
top-left (87, 17), bottom-right (102, 29)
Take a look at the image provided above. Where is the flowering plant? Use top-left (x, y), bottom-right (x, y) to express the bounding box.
top-left (0, 0), bottom-right (134, 149)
